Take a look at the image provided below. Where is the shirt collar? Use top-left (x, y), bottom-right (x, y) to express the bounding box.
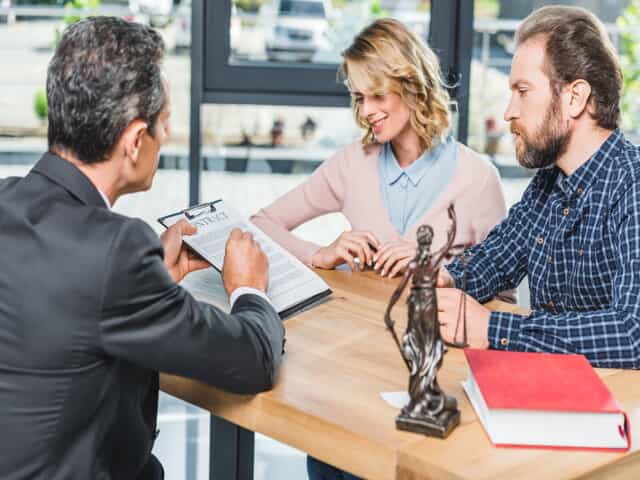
top-left (382, 136), bottom-right (450, 187)
top-left (555, 128), bottom-right (624, 198)
top-left (97, 189), bottom-right (112, 209)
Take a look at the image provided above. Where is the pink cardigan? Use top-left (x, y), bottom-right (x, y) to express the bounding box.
top-left (251, 140), bottom-right (507, 266)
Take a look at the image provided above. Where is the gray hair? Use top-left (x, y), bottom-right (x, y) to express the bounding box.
top-left (47, 16), bottom-right (166, 164)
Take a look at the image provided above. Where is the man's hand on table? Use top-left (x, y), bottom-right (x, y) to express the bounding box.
top-left (436, 288), bottom-right (490, 349)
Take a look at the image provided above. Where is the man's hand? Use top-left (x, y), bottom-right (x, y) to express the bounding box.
top-left (436, 288), bottom-right (490, 349)
top-left (373, 239), bottom-right (416, 277)
top-left (436, 267), bottom-right (455, 288)
top-left (222, 228), bottom-right (269, 296)
top-left (161, 219), bottom-right (210, 283)
top-left (311, 230), bottom-right (379, 271)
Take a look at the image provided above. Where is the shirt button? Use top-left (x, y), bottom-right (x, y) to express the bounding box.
top-left (500, 338), bottom-right (509, 347)
top-left (578, 249), bottom-right (584, 256)
top-left (577, 188), bottom-right (584, 195)
top-left (547, 255), bottom-right (553, 263)
top-left (537, 237), bottom-right (544, 245)
top-left (563, 207), bottom-right (570, 216)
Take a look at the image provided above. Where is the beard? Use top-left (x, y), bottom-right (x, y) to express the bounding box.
top-left (512, 98), bottom-right (570, 170)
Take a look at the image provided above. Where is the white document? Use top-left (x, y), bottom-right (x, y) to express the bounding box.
top-left (380, 391), bottom-right (410, 409)
top-left (159, 199), bottom-right (332, 318)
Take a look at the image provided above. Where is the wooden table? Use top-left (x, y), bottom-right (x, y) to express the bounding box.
top-left (161, 270), bottom-right (640, 480)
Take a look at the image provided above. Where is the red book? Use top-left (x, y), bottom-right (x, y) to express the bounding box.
top-left (463, 349), bottom-right (630, 451)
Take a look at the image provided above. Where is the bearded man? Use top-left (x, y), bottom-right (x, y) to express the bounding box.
top-left (436, 5), bottom-right (640, 369)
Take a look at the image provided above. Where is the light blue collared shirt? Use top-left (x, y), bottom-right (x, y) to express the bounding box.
top-left (378, 135), bottom-right (458, 235)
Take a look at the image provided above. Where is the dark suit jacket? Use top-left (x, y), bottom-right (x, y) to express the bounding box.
top-left (0, 153), bottom-right (284, 479)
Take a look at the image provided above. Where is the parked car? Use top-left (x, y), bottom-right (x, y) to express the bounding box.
top-left (265, 0), bottom-right (332, 63)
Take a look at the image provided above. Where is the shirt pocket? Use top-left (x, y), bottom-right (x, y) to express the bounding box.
top-left (570, 240), bottom-right (611, 306)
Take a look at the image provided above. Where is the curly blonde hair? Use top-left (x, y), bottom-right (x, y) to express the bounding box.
top-left (339, 18), bottom-right (451, 152)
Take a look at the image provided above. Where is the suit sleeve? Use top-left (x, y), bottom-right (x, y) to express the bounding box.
top-left (98, 219), bottom-right (285, 394)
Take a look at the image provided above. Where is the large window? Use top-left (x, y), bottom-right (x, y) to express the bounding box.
top-left (6, 2), bottom-right (637, 478)
top-left (230, 0), bottom-right (430, 65)
top-left (200, 1), bottom-right (432, 106)
top-left (468, 0), bottom-right (635, 175)
top-left (191, 0), bottom-right (473, 202)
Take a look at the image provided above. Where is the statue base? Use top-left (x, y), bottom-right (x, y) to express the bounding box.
top-left (396, 408), bottom-right (460, 439)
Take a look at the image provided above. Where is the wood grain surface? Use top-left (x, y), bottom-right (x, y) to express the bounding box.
top-left (161, 269), bottom-right (639, 480)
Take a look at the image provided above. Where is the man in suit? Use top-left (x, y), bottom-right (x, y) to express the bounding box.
top-left (0, 17), bottom-right (284, 479)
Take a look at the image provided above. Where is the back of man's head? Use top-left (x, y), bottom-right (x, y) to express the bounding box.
top-left (47, 16), bottom-right (165, 164)
top-left (515, 5), bottom-right (622, 130)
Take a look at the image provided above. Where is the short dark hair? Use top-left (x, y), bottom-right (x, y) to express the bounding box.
top-left (516, 6), bottom-right (622, 130)
top-left (47, 17), bottom-right (166, 164)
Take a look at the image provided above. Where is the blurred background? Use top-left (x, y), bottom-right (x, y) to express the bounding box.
top-left (1, 0), bottom-right (639, 478)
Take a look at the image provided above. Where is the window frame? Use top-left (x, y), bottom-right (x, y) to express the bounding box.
top-left (189, 0), bottom-right (473, 204)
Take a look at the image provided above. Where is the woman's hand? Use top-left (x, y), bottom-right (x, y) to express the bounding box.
top-left (374, 240), bottom-right (416, 277)
top-left (311, 230), bottom-right (380, 271)
top-left (436, 267), bottom-right (455, 287)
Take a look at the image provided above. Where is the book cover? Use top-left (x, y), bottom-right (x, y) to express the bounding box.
top-left (463, 349), bottom-right (630, 451)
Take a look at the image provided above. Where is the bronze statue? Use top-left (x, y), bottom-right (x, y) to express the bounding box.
top-left (384, 204), bottom-right (466, 438)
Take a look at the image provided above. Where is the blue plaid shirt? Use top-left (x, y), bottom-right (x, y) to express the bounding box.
top-left (447, 129), bottom-right (640, 368)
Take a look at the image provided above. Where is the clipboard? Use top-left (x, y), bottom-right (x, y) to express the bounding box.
top-left (158, 200), bottom-right (225, 271)
top-left (157, 199), bottom-right (332, 319)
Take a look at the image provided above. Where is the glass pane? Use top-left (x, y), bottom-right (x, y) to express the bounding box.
top-left (198, 103), bottom-right (357, 244)
top-left (0, 13), bottom-right (51, 170)
top-left (230, 0), bottom-right (431, 64)
top-left (469, 0), bottom-right (634, 179)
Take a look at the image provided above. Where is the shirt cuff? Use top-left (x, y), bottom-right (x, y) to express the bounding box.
top-left (229, 287), bottom-right (271, 309)
top-left (488, 311), bottom-right (525, 350)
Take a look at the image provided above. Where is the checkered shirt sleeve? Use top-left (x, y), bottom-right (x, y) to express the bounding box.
top-left (447, 130), bottom-right (640, 368)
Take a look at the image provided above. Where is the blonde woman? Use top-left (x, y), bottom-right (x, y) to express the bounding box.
top-left (252, 18), bottom-right (506, 278)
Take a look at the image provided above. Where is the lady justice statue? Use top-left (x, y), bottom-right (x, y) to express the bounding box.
top-left (383, 205), bottom-right (465, 438)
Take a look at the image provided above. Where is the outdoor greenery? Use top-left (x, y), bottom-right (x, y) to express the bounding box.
top-left (369, 0), bottom-right (387, 16)
top-left (33, 0), bottom-right (101, 124)
top-left (62, 0), bottom-right (101, 24)
top-left (52, 0), bottom-right (101, 46)
top-left (34, 89), bottom-right (47, 123)
top-left (234, 0), bottom-right (264, 12)
top-left (617, 0), bottom-right (640, 137)
top-left (475, 0), bottom-right (499, 19)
